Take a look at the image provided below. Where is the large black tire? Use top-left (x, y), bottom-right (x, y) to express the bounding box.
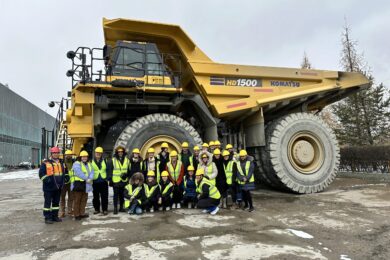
top-left (114, 113), bottom-right (202, 153)
top-left (262, 112), bottom-right (339, 194)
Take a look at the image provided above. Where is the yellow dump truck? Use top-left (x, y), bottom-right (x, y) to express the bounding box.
top-left (63, 18), bottom-right (369, 193)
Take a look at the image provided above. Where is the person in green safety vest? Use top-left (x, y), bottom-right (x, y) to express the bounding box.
top-left (72, 150), bottom-right (94, 220)
top-left (198, 151), bottom-right (218, 186)
top-left (142, 171), bottom-right (162, 213)
top-left (109, 146), bottom-right (130, 214)
top-left (195, 168), bottom-right (221, 215)
top-left (124, 172), bottom-right (144, 215)
top-left (166, 150), bottom-right (184, 209)
top-left (222, 150), bottom-right (238, 208)
top-left (92, 147), bottom-right (109, 215)
top-left (159, 171), bottom-right (173, 211)
top-left (60, 150), bottom-right (75, 218)
top-left (235, 150), bottom-right (255, 212)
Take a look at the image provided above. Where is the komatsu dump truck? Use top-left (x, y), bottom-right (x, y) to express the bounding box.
top-left (62, 18), bottom-right (369, 193)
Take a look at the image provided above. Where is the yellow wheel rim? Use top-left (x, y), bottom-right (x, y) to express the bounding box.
top-left (140, 135), bottom-right (181, 159)
top-left (287, 132), bottom-right (324, 174)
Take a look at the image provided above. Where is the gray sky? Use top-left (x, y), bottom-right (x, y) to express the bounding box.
top-left (0, 0), bottom-right (389, 117)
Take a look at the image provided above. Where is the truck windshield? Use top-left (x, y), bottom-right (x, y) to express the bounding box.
top-left (115, 47), bottom-right (144, 70)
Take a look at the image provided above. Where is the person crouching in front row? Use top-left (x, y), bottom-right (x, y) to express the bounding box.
top-left (159, 170), bottom-right (173, 211)
top-left (124, 172), bottom-right (144, 215)
top-left (195, 168), bottom-right (221, 215)
top-left (143, 171), bottom-right (162, 213)
top-left (182, 165), bottom-right (198, 209)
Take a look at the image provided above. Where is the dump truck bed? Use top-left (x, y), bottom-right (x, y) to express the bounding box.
top-left (103, 18), bottom-right (369, 121)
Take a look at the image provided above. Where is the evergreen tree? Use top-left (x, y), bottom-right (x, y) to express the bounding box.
top-left (332, 23), bottom-right (390, 145)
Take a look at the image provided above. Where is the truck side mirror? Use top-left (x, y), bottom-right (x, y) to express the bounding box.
top-left (103, 45), bottom-right (112, 66)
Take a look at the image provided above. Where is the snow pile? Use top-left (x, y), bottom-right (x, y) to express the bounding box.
top-left (0, 169), bottom-right (37, 182)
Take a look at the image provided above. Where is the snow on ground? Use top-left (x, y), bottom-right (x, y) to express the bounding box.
top-left (48, 247), bottom-right (119, 260)
top-left (0, 252), bottom-right (37, 260)
top-left (286, 229), bottom-right (314, 239)
top-left (0, 169), bottom-right (37, 182)
top-left (176, 214), bottom-right (235, 229)
top-left (73, 228), bottom-right (123, 242)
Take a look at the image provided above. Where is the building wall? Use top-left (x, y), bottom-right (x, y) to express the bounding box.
top-left (0, 83), bottom-right (55, 167)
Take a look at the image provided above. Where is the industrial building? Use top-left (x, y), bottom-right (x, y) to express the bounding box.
top-left (0, 83), bottom-right (55, 169)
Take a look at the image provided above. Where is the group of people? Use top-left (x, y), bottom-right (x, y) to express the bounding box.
top-left (39, 141), bottom-right (255, 224)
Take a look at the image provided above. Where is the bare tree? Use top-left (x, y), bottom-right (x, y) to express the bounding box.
top-left (300, 51), bottom-right (313, 69)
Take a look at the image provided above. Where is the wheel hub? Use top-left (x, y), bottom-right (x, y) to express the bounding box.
top-left (292, 140), bottom-right (315, 167)
top-left (140, 135), bottom-right (181, 158)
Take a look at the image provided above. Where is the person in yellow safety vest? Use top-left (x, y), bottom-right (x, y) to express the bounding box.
top-left (124, 172), bottom-right (144, 215)
top-left (192, 145), bottom-right (200, 171)
top-left (39, 146), bottom-right (65, 224)
top-left (91, 147), bottom-right (109, 215)
top-left (179, 141), bottom-right (193, 176)
top-left (129, 148), bottom-right (143, 180)
top-left (222, 150), bottom-right (238, 208)
top-left (213, 149), bottom-right (228, 208)
top-left (195, 168), bottom-right (221, 215)
top-left (182, 165), bottom-right (198, 209)
top-left (198, 151), bottom-right (218, 186)
top-left (72, 150), bottom-right (94, 220)
top-left (209, 141), bottom-right (216, 153)
top-left (142, 171), bottom-right (162, 213)
top-left (109, 146), bottom-right (130, 214)
top-left (59, 150), bottom-right (75, 218)
top-left (157, 142), bottom-right (170, 174)
top-left (159, 170), bottom-right (174, 211)
top-left (234, 150), bottom-right (255, 212)
top-left (142, 147), bottom-right (161, 182)
top-left (166, 150), bottom-right (185, 209)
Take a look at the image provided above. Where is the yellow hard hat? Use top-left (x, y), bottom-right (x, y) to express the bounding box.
top-left (182, 142), bottom-right (189, 148)
top-left (214, 140), bottom-right (221, 146)
top-left (65, 150), bottom-right (73, 155)
top-left (222, 150), bottom-right (230, 157)
top-left (147, 170), bottom-right (155, 177)
top-left (213, 148), bottom-right (221, 155)
top-left (187, 165), bottom-right (195, 171)
top-left (95, 147), bottom-right (103, 153)
top-left (209, 141), bottom-right (215, 146)
top-left (170, 150), bottom-right (178, 157)
top-left (202, 143), bottom-right (209, 148)
top-left (80, 151), bottom-right (89, 157)
top-left (239, 150), bottom-right (248, 157)
top-left (132, 148), bottom-right (140, 154)
top-left (195, 168), bottom-right (204, 176)
top-left (226, 144), bottom-right (233, 149)
top-left (116, 146), bottom-right (125, 152)
top-left (161, 171), bottom-right (169, 177)
top-left (161, 142), bottom-right (169, 148)
top-left (193, 145), bottom-right (200, 151)
top-left (147, 147), bottom-right (155, 153)
top-left (201, 153), bottom-right (208, 159)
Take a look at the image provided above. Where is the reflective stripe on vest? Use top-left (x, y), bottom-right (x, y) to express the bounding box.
top-left (112, 157), bottom-right (129, 183)
top-left (224, 161), bottom-right (234, 185)
top-left (161, 182), bottom-right (173, 197)
top-left (199, 178), bottom-right (221, 200)
top-left (45, 162), bottom-right (63, 176)
top-left (124, 185), bottom-right (142, 208)
top-left (143, 183), bottom-right (158, 198)
top-left (237, 161), bottom-right (254, 184)
top-left (167, 161), bottom-right (182, 181)
top-left (73, 161), bottom-right (92, 182)
top-left (92, 160), bottom-right (107, 180)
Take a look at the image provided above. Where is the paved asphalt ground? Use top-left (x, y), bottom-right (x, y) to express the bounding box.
top-left (0, 170), bottom-right (389, 259)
